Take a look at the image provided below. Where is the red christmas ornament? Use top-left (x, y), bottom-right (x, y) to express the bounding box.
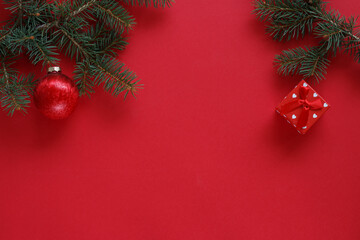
top-left (34, 67), bottom-right (79, 120)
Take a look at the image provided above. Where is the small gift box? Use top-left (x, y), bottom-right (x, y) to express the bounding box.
top-left (275, 80), bottom-right (330, 134)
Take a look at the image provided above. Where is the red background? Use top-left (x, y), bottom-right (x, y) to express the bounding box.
top-left (1, 1), bottom-right (360, 239)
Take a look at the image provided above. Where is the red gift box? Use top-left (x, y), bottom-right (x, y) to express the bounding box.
top-left (275, 80), bottom-right (330, 134)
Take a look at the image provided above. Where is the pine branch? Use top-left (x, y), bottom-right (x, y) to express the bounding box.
top-left (15, 74), bottom-right (38, 93)
top-left (253, 0), bottom-right (312, 22)
top-left (68, 0), bottom-right (97, 19)
top-left (276, 45), bottom-right (330, 82)
top-left (275, 47), bottom-right (307, 76)
top-left (93, 57), bottom-right (141, 98)
top-left (0, 79), bottom-right (33, 116)
top-left (53, 25), bottom-right (94, 61)
top-left (0, 31), bottom-right (11, 43)
top-left (1, 61), bottom-right (11, 86)
top-left (37, 0), bottom-right (95, 30)
top-left (5, 27), bottom-right (59, 67)
top-left (254, 0), bottom-right (360, 81)
top-left (29, 38), bottom-right (58, 67)
top-left (94, 0), bottom-right (135, 31)
top-left (269, 14), bottom-right (314, 41)
top-left (0, 87), bottom-right (26, 116)
top-left (315, 8), bottom-right (360, 41)
top-left (4, 0), bottom-right (49, 28)
top-left (121, 0), bottom-right (174, 7)
top-left (88, 24), bottom-right (128, 57)
top-left (0, 58), bottom-right (36, 115)
top-left (299, 46), bottom-right (330, 81)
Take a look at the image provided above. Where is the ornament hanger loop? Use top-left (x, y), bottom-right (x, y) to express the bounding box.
top-left (48, 66), bottom-right (61, 73)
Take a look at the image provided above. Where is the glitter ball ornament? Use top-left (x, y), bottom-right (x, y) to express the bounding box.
top-left (34, 67), bottom-right (79, 120)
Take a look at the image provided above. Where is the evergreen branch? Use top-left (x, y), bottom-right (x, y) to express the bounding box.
top-left (0, 0), bottom-right (172, 116)
top-left (0, 32), bottom-right (11, 43)
top-left (58, 28), bottom-right (88, 58)
top-left (94, 1), bottom-right (135, 30)
top-left (88, 25), bottom-right (128, 56)
top-left (0, 87), bottom-right (24, 115)
top-left (275, 47), bottom-right (307, 76)
top-left (32, 39), bottom-right (49, 64)
top-left (16, 74), bottom-right (38, 93)
top-left (37, 0), bottom-right (92, 30)
top-left (1, 61), bottom-right (11, 86)
top-left (299, 46), bottom-right (330, 81)
top-left (94, 64), bottom-right (133, 91)
top-left (29, 38), bottom-right (58, 67)
top-left (101, 36), bottom-right (127, 56)
top-left (69, 0), bottom-right (97, 19)
top-left (276, 46), bottom-right (330, 82)
top-left (121, 0), bottom-right (174, 7)
top-left (74, 61), bottom-right (95, 97)
top-left (0, 51), bottom-right (37, 115)
top-left (93, 57), bottom-right (141, 97)
top-left (36, 22), bottom-right (56, 30)
top-left (314, 8), bottom-right (360, 41)
top-left (95, 4), bottom-right (127, 26)
top-left (0, 82), bottom-right (32, 116)
top-left (268, 14), bottom-right (314, 41)
top-left (254, 0), bottom-right (360, 80)
top-left (5, 27), bottom-right (59, 66)
top-left (0, 63), bottom-right (35, 115)
top-left (253, 0), bottom-right (311, 22)
top-left (254, 0), bottom-right (317, 41)
top-left (4, 0), bottom-right (48, 26)
top-left (54, 25), bottom-right (93, 61)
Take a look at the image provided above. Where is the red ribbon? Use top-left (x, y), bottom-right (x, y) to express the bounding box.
top-left (280, 86), bottom-right (323, 128)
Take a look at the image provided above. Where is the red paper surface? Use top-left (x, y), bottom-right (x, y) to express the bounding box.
top-left (1, 1), bottom-right (360, 239)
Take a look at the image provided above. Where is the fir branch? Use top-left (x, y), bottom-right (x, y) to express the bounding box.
top-left (101, 34), bottom-right (127, 56)
top-left (16, 74), bottom-right (38, 93)
top-left (69, 0), bottom-right (97, 19)
top-left (0, 32), bottom-right (11, 43)
top-left (0, 60), bottom-right (35, 115)
top-left (54, 25), bottom-right (93, 61)
top-left (269, 14), bottom-right (314, 41)
top-left (254, 0), bottom-right (360, 81)
top-left (5, 27), bottom-right (59, 66)
top-left (88, 24), bottom-right (128, 56)
top-left (29, 38), bottom-right (58, 67)
top-left (1, 61), bottom-right (11, 86)
top-left (0, 87), bottom-right (24, 115)
top-left (121, 0), bottom-right (174, 7)
top-left (315, 8), bottom-right (360, 41)
top-left (275, 47), bottom-right (307, 76)
top-left (253, 0), bottom-right (311, 22)
top-left (0, 82), bottom-right (31, 116)
top-left (276, 45), bottom-right (330, 82)
top-left (94, 1), bottom-right (135, 30)
top-left (74, 61), bottom-right (95, 97)
top-left (37, 0), bottom-right (92, 30)
top-left (4, 0), bottom-right (48, 27)
top-left (299, 46), bottom-right (330, 81)
top-left (93, 57), bottom-right (140, 97)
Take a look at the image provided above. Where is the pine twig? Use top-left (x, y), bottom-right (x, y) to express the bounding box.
top-left (68, 0), bottom-right (98, 19)
top-left (254, 0), bottom-right (360, 81)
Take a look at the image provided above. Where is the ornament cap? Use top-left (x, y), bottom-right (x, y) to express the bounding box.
top-left (48, 66), bottom-right (61, 73)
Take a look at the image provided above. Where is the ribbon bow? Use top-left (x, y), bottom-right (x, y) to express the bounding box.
top-left (280, 86), bottom-right (323, 129)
